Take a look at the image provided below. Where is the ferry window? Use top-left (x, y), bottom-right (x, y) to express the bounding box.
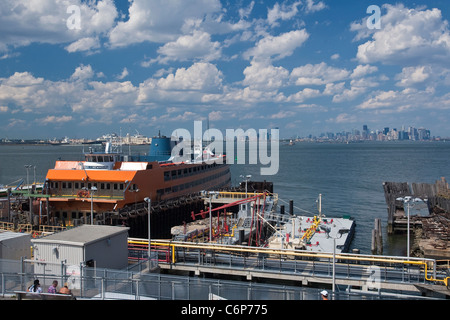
top-left (68, 182), bottom-right (72, 189)
top-left (75, 183), bottom-right (79, 189)
top-left (106, 183), bottom-right (110, 190)
top-left (120, 184), bottom-right (124, 190)
top-left (171, 170), bottom-right (176, 177)
top-left (62, 182), bottom-right (66, 189)
top-left (164, 172), bottom-right (170, 181)
top-left (88, 183), bottom-right (92, 189)
top-left (101, 183), bottom-right (105, 189)
top-left (80, 183), bottom-right (84, 189)
top-left (114, 184), bottom-right (118, 190)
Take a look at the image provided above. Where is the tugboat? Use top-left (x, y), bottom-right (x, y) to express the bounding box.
top-left (42, 134), bottom-right (231, 226)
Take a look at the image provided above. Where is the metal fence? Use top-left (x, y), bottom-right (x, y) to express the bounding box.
top-left (0, 257), bottom-right (440, 300)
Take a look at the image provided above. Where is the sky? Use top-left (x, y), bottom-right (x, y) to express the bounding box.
top-left (0, 0), bottom-right (450, 139)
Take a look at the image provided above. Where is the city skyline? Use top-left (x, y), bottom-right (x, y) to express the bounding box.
top-left (1, 1), bottom-right (450, 138)
top-left (297, 124), bottom-right (435, 141)
top-left (0, 123), bottom-right (440, 144)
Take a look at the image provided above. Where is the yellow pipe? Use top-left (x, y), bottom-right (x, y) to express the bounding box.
top-left (141, 240), bottom-right (450, 286)
top-left (128, 239), bottom-right (450, 286)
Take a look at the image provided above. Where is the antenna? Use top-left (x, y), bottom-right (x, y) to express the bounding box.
top-left (317, 194), bottom-right (322, 218)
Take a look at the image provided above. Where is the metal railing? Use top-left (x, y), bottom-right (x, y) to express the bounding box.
top-left (136, 240), bottom-right (450, 289)
top-left (0, 258), bottom-right (436, 300)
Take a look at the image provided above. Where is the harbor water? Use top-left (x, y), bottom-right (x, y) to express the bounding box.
top-left (1, 141), bottom-right (449, 256)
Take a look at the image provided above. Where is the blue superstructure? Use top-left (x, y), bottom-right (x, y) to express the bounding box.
top-left (135, 134), bottom-right (177, 162)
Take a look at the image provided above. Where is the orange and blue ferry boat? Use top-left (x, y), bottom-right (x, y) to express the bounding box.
top-left (43, 134), bottom-right (231, 227)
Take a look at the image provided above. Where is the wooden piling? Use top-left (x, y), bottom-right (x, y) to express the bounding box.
top-left (371, 218), bottom-right (382, 255)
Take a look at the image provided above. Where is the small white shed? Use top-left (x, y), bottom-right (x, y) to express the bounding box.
top-left (31, 225), bottom-right (130, 270)
top-left (0, 231), bottom-right (31, 260)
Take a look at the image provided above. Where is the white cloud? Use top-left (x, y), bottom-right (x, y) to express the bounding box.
top-left (116, 68), bottom-right (129, 80)
top-left (395, 66), bottom-right (430, 87)
top-left (3, 72), bottom-right (44, 87)
top-left (330, 53), bottom-right (340, 60)
top-left (108, 0), bottom-right (222, 47)
top-left (267, 0), bottom-right (326, 26)
top-left (242, 60), bottom-right (289, 90)
top-left (351, 65), bottom-right (378, 79)
top-left (244, 29), bottom-right (309, 61)
top-left (239, 1), bottom-right (255, 19)
top-left (332, 86), bottom-right (368, 103)
top-left (39, 115), bottom-right (73, 125)
top-left (267, 1), bottom-right (301, 26)
top-left (154, 31), bottom-right (222, 64)
top-left (327, 113), bottom-right (357, 124)
top-left (65, 37), bottom-right (101, 53)
top-left (138, 62), bottom-right (224, 105)
top-left (290, 62), bottom-right (350, 86)
top-left (0, 0), bottom-right (117, 52)
top-left (323, 82), bottom-right (345, 96)
top-left (156, 62), bottom-right (223, 92)
top-left (270, 110), bottom-right (296, 119)
top-left (304, 0), bottom-right (327, 13)
top-left (286, 88), bottom-right (321, 103)
top-left (71, 65), bottom-right (95, 81)
top-left (353, 4), bottom-right (450, 65)
top-left (354, 88), bottom-right (448, 112)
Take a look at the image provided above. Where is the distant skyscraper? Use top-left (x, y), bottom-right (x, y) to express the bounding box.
top-left (362, 125), bottom-right (368, 139)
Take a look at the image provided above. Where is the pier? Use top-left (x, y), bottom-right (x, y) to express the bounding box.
top-left (127, 239), bottom-right (450, 298)
top-left (383, 178), bottom-right (450, 259)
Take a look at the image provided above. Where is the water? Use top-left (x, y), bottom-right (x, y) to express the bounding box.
top-left (1, 141), bottom-right (450, 255)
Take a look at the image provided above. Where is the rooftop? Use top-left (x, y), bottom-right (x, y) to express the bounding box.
top-left (31, 225), bottom-right (129, 246)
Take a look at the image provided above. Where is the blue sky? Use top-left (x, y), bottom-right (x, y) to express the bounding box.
top-left (1, 0), bottom-right (450, 139)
